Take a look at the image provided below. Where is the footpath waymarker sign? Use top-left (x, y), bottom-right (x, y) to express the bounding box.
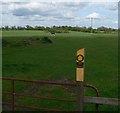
top-left (76, 48), bottom-right (85, 112)
top-left (76, 48), bottom-right (85, 81)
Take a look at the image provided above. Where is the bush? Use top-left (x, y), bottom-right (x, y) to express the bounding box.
top-left (23, 40), bottom-right (32, 46)
top-left (12, 40), bottom-right (32, 47)
top-left (41, 37), bottom-right (52, 44)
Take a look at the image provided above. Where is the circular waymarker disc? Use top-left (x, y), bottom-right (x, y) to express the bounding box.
top-left (77, 55), bottom-right (84, 62)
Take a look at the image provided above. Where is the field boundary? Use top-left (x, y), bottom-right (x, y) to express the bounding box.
top-left (1, 77), bottom-right (119, 111)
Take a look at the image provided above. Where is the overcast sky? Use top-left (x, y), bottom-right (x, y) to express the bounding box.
top-left (1, 0), bottom-right (119, 28)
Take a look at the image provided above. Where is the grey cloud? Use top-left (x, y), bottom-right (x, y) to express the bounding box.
top-left (91, 2), bottom-right (118, 11)
top-left (10, 2), bottom-right (76, 21)
top-left (13, 8), bottom-right (34, 16)
top-left (108, 4), bottom-right (118, 11)
top-left (62, 2), bottom-right (90, 7)
top-left (12, 7), bottom-right (56, 17)
top-left (2, 2), bottom-right (89, 22)
top-left (2, 2), bottom-right (26, 5)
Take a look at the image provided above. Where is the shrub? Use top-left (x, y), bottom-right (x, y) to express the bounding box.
top-left (41, 37), bottom-right (52, 44)
top-left (23, 40), bottom-right (32, 46)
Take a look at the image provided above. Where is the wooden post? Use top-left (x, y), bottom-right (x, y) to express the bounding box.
top-left (76, 48), bottom-right (85, 112)
top-left (11, 80), bottom-right (15, 111)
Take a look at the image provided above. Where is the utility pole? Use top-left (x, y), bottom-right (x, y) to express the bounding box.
top-left (90, 18), bottom-right (93, 28)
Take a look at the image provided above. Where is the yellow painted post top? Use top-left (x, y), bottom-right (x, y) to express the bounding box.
top-left (76, 48), bottom-right (85, 81)
top-left (76, 48), bottom-right (85, 57)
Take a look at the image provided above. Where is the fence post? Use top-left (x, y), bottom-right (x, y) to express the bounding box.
top-left (11, 80), bottom-right (15, 111)
top-left (76, 48), bottom-right (85, 112)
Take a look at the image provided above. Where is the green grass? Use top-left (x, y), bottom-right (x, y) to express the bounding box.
top-left (2, 30), bottom-right (118, 111)
top-left (16, 85), bottom-right (77, 111)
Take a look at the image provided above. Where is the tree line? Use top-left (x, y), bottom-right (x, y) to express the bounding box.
top-left (1, 25), bottom-right (117, 33)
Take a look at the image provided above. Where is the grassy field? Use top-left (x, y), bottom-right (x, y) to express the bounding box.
top-left (2, 30), bottom-right (118, 111)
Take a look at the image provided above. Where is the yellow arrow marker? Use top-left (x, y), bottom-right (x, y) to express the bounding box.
top-left (76, 48), bottom-right (85, 81)
top-left (78, 55), bottom-right (83, 61)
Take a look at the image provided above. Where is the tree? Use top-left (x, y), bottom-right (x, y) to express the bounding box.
top-left (4, 26), bottom-right (9, 30)
top-left (26, 25), bottom-right (33, 30)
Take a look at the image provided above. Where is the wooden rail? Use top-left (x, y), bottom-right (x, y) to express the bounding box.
top-left (2, 77), bottom-right (119, 111)
top-left (84, 96), bottom-right (119, 106)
